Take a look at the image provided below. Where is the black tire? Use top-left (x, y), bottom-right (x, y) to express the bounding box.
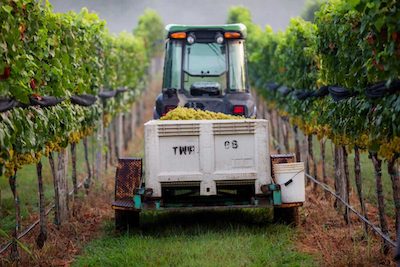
top-left (115, 210), bottom-right (140, 231)
top-left (273, 206), bottom-right (299, 226)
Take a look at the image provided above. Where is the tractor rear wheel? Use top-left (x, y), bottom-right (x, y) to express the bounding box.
top-left (115, 210), bottom-right (140, 231)
top-left (273, 206), bottom-right (299, 226)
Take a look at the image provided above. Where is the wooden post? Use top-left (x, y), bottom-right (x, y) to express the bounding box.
top-left (293, 125), bottom-right (301, 162)
top-left (274, 110), bottom-right (279, 141)
top-left (123, 113), bottom-right (130, 150)
top-left (320, 139), bottom-right (328, 198)
top-left (333, 145), bottom-right (350, 223)
top-left (308, 135), bottom-right (318, 190)
top-left (370, 152), bottom-right (390, 254)
top-left (342, 146), bottom-right (350, 224)
top-left (104, 130), bottom-right (109, 172)
top-left (256, 94), bottom-right (261, 119)
top-left (276, 112), bottom-right (281, 154)
top-left (354, 146), bottom-right (368, 233)
top-left (141, 96), bottom-right (146, 122)
top-left (262, 101), bottom-right (267, 120)
top-left (91, 135), bottom-right (96, 182)
top-left (333, 145), bottom-right (341, 210)
top-left (70, 143), bottom-right (77, 195)
top-left (282, 118), bottom-right (290, 153)
top-left (131, 104), bottom-right (137, 139)
top-left (56, 149), bottom-right (69, 223)
top-left (388, 156), bottom-right (400, 236)
top-left (136, 100), bottom-right (141, 127)
top-left (48, 153), bottom-right (60, 225)
top-left (305, 135), bottom-right (311, 176)
top-left (95, 117), bottom-right (104, 180)
top-left (116, 113), bottom-right (123, 159)
top-left (36, 161), bottom-right (47, 248)
top-left (83, 137), bottom-right (92, 190)
top-left (107, 126), bottom-right (114, 165)
top-left (128, 112), bottom-right (133, 141)
top-left (112, 119), bottom-right (118, 160)
top-left (9, 172), bottom-right (20, 262)
top-left (268, 109), bottom-right (276, 141)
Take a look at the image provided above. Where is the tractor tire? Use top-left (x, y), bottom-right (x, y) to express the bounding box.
top-left (273, 206), bottom-right (299, 226)
top-left (115, 210), bottom-right (140, 231)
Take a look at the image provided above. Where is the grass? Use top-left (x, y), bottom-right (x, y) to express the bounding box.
top-left (0, 136), bottom-right (98, 233)
top-left (73, 209), bottom-right (316, 267)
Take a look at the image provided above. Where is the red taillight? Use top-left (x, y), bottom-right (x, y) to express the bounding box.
top-left (232, 105), bottom-right (245, 115)
top-left (162, 105), bottom-right (176, 116)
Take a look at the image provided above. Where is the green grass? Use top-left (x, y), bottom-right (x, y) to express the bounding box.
top-left (0, 136), bottom-right (98, 233)
top-left (73, 209), bottom-right (316, 267)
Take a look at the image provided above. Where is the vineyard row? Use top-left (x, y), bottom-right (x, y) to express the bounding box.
top-left (227, 0), bottom-right (399, 254)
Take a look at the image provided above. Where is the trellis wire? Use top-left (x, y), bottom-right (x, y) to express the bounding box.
top-left (269, 120), bottom-right (397, 248)
top-left (305, 172), bottom-right (397, 248)
top-left (0, 181), bottom-right (83, 255)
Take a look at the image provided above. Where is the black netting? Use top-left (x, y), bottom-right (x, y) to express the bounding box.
top-left (366, 80), bottom-right (400, 99)
top-left (116, 88), bottom-right (128, 95)
top-left (70, 94), bottom-right (97, 106)
top-left (294, 90), bottom-right (313, 100)
top-left (266, 82), bottom-right (280, 91)
top-left (0, 98), bottom-right (18, 112)
top-left (98, 90), bottom-right (117, 99)
top-left (277, 86), bottom-right (292, 96)
top-left (30, 96), bottom-right (64, 107)
top-left (312, 86), bottom-right (329, 98)
top-left (328, 86), bottom-right (357, 101)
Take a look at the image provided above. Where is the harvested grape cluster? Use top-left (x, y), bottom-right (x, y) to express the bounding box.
top-left (160, 107), bottom-right (243, 120)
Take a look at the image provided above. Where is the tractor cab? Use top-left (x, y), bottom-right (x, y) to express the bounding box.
top-left (153, 24), bottom-right (256, 118)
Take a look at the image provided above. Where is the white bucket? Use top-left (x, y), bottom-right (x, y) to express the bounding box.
top-left (273, 162), bottom-right (305, 203)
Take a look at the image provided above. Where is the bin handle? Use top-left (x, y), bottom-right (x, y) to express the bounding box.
top-left (281, 169), bottom-right (303, 187)
top-left (284, 179), bottom-right (293, 186)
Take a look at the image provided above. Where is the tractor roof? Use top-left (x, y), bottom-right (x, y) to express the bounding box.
top-left (165, 24), bottom-right (247, 39)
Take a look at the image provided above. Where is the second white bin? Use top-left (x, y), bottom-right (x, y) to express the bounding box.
top-left (273, 162), bottom-right (305, 203)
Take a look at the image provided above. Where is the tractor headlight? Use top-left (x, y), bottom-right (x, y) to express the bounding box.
top-left (187, 33), bottom-right (196, 44)
top-left (215, 33), bottom-right (224, 44)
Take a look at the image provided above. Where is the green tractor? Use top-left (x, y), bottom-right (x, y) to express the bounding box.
top-left (111, 24), bottom-right (305, 231)
top-left (153, 23), bottom-right (256, 118)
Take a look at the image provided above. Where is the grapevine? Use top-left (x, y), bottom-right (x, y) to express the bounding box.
top-left (229, 2), bottom-right (400, 160)
top-left (0, 1), bottom-right (163, 176)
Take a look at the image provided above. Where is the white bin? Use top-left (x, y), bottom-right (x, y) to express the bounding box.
top-left (144, 119), bottom-right (270, 197)
top-left (273, 162), bottom-right (305, 203)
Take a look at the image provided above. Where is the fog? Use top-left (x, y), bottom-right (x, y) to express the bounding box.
top-left (49, 0), bottom-right (306, 33)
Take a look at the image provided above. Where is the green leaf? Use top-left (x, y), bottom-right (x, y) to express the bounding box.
top-left (347, 0), bottom-right (360, 8)
top-left (374, 17), bottom-right (385, 31)
top-left (2, 5), bottom-right (13, 14)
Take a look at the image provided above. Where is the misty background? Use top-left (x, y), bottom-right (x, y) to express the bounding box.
top-left (49, 0), bottom-right (306, 33)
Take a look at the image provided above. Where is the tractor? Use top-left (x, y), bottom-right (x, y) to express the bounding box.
top-left (153, 24), bottom-right (256, 118)
top-left (112, 24), bottom-right (305, 230)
